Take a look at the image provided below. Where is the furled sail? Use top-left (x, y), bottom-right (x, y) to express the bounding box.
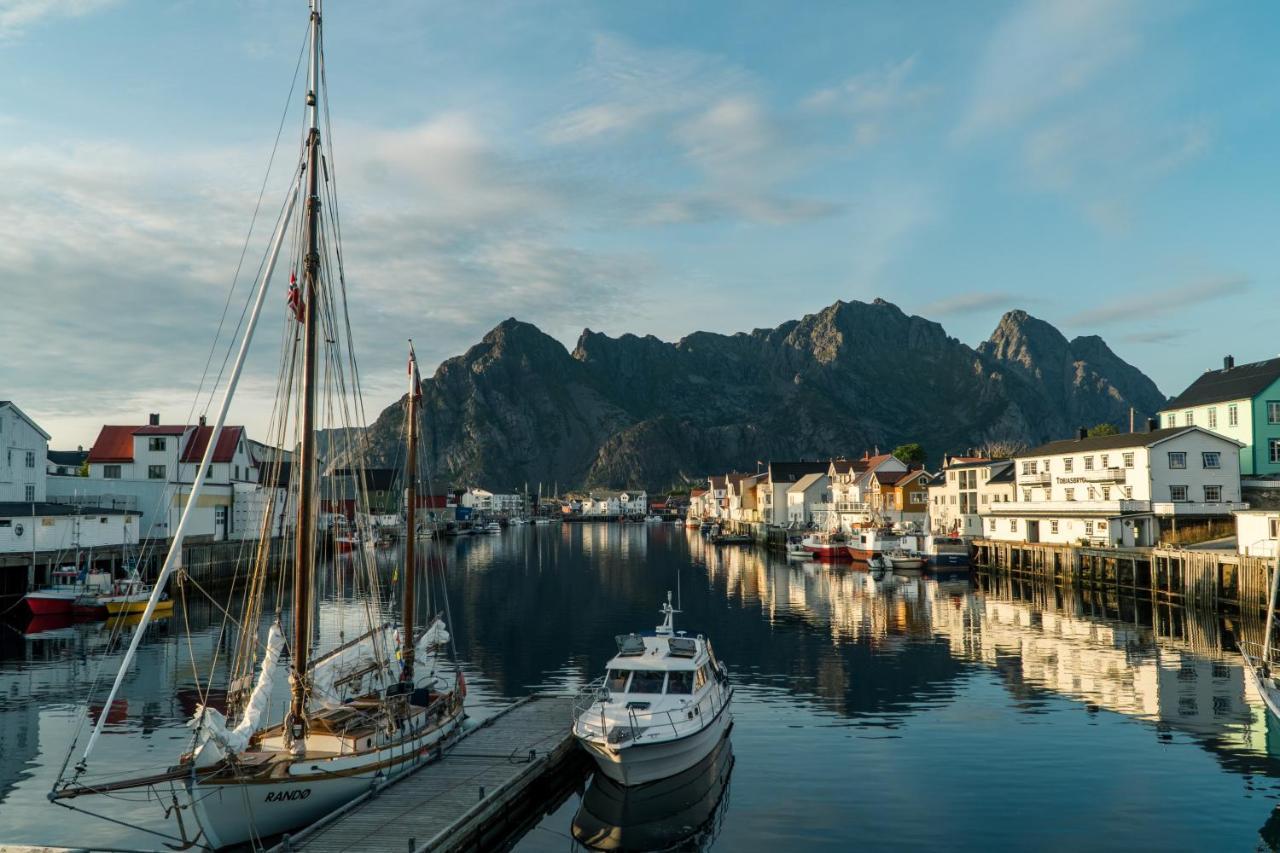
top-left (311, 625), bottom-right (397, 709)
top-left (189, 622), bottom-right (286, 763)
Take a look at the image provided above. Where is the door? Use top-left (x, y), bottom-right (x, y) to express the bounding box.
top-left (1026, 520), bottom-right (1040, 543)
top-left (214, 506), bottom-right (227, 541)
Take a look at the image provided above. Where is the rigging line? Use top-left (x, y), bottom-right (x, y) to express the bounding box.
top-left (194, 21), bottom-right (310, 421)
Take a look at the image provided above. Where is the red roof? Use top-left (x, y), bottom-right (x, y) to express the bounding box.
top-left (180, 426), bottom-right (244, 464)
top-left (87, 426), bottom-right (138, 463)
top-left (690, 488), bottom-right (707, 497)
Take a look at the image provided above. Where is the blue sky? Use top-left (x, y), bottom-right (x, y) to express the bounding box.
top-left (2, 0), bottom-right (1278, 447)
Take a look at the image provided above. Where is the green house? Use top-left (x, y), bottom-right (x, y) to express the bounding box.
top-left (1159, 355), bottom-right (1280, 476)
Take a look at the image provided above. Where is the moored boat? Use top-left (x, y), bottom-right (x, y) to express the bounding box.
top-left (785, 535), bottom-right (809, 559)
top-left (924, 533), bottom-right (971, 570)
top-left (25, 569), bottom-right (113, 616)
top-left (845, 527), bottom-right (899, 562)
top-left (573, 593), bottom-right (733, 787)
top-left (802, 533), bottom-right (852, 562)
top-left (885, 548), bottom-right (926, 571)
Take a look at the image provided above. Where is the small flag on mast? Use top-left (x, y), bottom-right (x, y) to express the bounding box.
top-left (408, 342), bottom-right (422, 401)
top-left (286, 272), bottom-right (305, 323)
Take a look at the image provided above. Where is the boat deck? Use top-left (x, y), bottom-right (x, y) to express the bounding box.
top-left (275, 693), bottom-right (581, 853)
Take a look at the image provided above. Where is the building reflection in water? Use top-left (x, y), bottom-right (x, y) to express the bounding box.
top-left (684, 527), bottom-right (1277, 765)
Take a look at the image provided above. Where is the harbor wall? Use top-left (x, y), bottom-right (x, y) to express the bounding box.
top-left (972, 538), bottom-right (1274, 616)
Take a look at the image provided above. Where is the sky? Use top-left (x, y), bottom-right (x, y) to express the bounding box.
top-left (2, 0), bottom-right (1278, 449)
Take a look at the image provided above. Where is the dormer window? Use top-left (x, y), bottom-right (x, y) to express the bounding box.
top-left (148, 437), bottom-right (166, 452)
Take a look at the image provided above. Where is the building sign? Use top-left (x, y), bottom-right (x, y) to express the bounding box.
top-left (1055, 475), bottom-right (1123, 484)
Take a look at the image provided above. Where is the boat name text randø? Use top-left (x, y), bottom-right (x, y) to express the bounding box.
top-left (265, 788), bottom-right (312, 803)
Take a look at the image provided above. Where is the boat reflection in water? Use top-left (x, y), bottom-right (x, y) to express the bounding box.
top-left (572, 733), bottom-right (734, 852)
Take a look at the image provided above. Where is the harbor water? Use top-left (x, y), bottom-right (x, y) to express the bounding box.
top-left (3, 523), bottom-right (1280, 850)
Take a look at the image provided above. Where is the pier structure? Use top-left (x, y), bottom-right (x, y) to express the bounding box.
top-left (973, 538), bottom-right (1275, 615)
top-left (276, 694), bottom-right (582, 853)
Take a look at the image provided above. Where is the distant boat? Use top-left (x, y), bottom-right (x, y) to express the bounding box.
top-left (785, 536), bottom-right (809, 559)
top-left (644, 515), bottom-right (662, 524)
top-left (924, 533), bottom-right (970, 570)
top-left (483, 521), bottom-right (502, 534)
top-left (845, 527), bottom-right (899, 562)
top-left (885, 549), bottom-right (925, 571)
top-left (802, 533), bottom-right (851, 562)
top-left (25, 568), bottom-right (114, 616)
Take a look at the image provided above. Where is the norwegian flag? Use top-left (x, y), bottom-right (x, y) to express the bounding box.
top-left (286, 272), bottom-right (305, 323)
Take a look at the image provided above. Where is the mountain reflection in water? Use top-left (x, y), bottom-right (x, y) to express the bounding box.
top-left (5, 524), bottom-right (1280, 850)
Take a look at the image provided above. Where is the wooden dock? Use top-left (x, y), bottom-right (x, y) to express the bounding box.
top-left (275, 693), bottom-right (582, 853)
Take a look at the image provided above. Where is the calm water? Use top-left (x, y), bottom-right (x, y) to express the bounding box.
top-left (4, 524), bottom-right (1280, 851)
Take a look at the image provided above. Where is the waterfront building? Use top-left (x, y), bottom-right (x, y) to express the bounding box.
top-left (1159, 355), bottom-right (1280, 476)
top-left (927, 457), bottom-right (1014, 539)
top-left (47, 414), bottom-right (284, 542)
top-left (870, 468), bottom-right (931, 528)
top-left (688, 488), bottom-right (709, 518)
top-left (754, 462), bottom-right (830, 527)
top-left (1235, 510), bottom-right (1279, 557)
top-left (785, 472), bottom-right (830, 528)
top-left (726, 473), bottom-right (765, 523)
top-left (582, 490), bottom-right (648, 517)
top-left (0, 401), bottom-right (50, 503)
top-left (46, 449), bottom-right (87, 477)
top-left (827, 454), bottom-right (907, 531)
top-left (982, 426), bottom-right (1245, 547)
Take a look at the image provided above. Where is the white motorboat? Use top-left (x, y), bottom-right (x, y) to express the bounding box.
top-left (1241, 554), bottom-right (1280, 720)
top-left (785, 536), bottom-right (809, 559)
top-left (573, 594), bottom-right (733, 787)
top-left (885, 549), bottom-right (926, 571)
top-left (483, 521), bottom-right (502, 534)
top-left (644, 515), bottom-right (663, 524)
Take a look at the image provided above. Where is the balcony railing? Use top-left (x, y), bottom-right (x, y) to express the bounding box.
top-left (835, 502), bottom-right (869, 513)
top-left (1019, 472), bottom-right (1050, 485)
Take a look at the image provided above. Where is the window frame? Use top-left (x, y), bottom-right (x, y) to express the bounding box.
top-left (147, 464), bottom-right (166, 480)
top-left (1201, 451), bottom-right (1221, 469)
top-left (1203, 485), bottom-right (1222, 502)
top-left (1169, 484), bottom-right (1189, 502)
top-left (1168, 452), bottom-right (1187, 470)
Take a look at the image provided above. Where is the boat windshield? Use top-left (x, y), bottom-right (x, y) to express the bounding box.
top-left (606, 669), bottom-right (630, 691)
top-left (666, 670), bottom-right (693, 694)
top-left (629, 671), bottom-right (666, 694)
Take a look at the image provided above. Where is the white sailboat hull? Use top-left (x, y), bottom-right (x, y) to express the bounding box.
top-left (190, 711), bottom-right (464, 849)
top-left (579, 701), bottom-right (732, 788)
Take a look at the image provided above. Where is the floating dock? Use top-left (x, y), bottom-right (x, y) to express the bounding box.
top-left (276, 693), bottom-right (581, 853)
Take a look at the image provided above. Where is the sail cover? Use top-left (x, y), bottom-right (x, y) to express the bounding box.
top-left (189, 621), bottom-right (286, 758)
top-left (310, 625), bottom-right (397, 709)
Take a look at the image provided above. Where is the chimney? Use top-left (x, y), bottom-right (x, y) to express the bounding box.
top-left (1147, 417), bottom-right (1159, 432)
top-left (1077, 426), bottom-right (1088, 440)
top-left (148, 413), bottom-right (160, 426)
top-left (199, 415), bottom-right (207, 427)
top-left (1224, 355), bottom-right (1234, 371)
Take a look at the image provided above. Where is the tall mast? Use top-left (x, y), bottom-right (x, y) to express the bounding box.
top-left (289, 0), bottom-right (323, 748)
top-left (402, 343), bottom-right (421, 682)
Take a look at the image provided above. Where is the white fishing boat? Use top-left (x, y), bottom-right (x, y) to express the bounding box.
top-left (50, 8), bottom-right (467, 848)
top-left (573, 594), bottom-right (733, 787)
top-left (885, 548), bottom-right (926, 571)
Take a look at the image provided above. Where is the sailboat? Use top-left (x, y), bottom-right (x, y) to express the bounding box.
top-left (49, 5), bottom-right (465, 849)
top-left (1241, 556), bottom-right (1280, 719)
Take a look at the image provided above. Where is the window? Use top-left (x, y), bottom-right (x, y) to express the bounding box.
top-left (1271, 439), bottom-right (1280, 464)
top-left (103, 465), bottom-right (121, 479)
top-left (1022, 489), bottom-right (1031, 502)
top-left (1270, 401), bottom-right (1280, 425)
top-left (606, 669), bottom-right (631, 692)
top-left (1208, 408), bottom-right (1218, 429)
top-left (1204, 485), bottom-right (1222, 502)
top-left (694, 666), bottom-right (707, 691)
top-left (1168, 452), bottom-right (1187, 469)
top-left (24, 484), bottom-right (35, 501)
top-left (1010, 519), bottom-right (1018, 532)
top-left (1084, 456), bottom-right (1094, 470)
top-left (949, 471), bottom-right (956, 482)
top-left (1101, 487), bottom-right (1110, 500)
top-left (1167, 413), bottom-right (1177, 427)
top-left (1087, 486), bottom-right (1097, 499)
top-left (629, 671), bottom-right (665, 694)
top-left (1064, 458), bottom-right (1074, 473)
top-left (987, 518), bottom-right (996, 532)
top-left (1170, 485), bottom-right (1188, 502)
top-left (1184, 410), bottom-right (1193, 426)
top-left (1021, 461), bottom-right (1037, 475)
top-left (666, 671), bottom-right (693, 694)
top-left (1050, 520), bottom-right (1059, 534)
top-left (234, 465), bottom-right (240, 480)
top-left (148, 464), bottom-right (165, 479)
top-left (1229, 404), bottom-right (1239, 427)
top-left (1065, 487), bottom-right (1075, 501)
top-left (1122, 486), bottom-right (1132, 499)
top-left (148, 437), bottom-right (166, 452)
top-left (1123, 452), bottom-right (1134, 468)
top-left (1270, 518), bottom-right (1279, 539)
top-left (1201, 451), bottom-right (1220, 469)
top-left (25, 451), bottom-right (35, 468)
top-left (1097, 521), bottom-right (1108, 534)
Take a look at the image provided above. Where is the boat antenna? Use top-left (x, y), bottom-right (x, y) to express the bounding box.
top-left (287, 0), bottom-right (324, 752)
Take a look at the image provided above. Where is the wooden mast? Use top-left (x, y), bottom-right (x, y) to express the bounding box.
top-left (289, 0), bottom-right (323, 748)
top-left (402, 343), bottom-right (421, 682)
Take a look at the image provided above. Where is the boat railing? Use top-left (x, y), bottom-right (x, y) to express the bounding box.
top-left (572, 674), bottom-right (730, 745)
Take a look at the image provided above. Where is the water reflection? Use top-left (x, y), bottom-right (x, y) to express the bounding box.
top-left (5, 525), bottom-right (1280, 850)
top-left (572, 734), bottom-right (733, 852)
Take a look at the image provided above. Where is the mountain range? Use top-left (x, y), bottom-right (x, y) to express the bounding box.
top-left (347, 298), bottom-right (1167, 492)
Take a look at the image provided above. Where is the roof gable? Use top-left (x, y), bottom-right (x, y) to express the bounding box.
top-left (0, 402), bottom-right (52, 441)
top-left (180, 426), bottom-right (245, 464)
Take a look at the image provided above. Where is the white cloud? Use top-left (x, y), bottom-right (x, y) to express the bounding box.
top-left (956, 0), bottom-right (1141, 140)
top-left (919, 291), bottom-right (1022, 317)
top-left (1069, 275), bottom-right (1250, 327)
top-left (803, 55), bottom-right (938, 149)
top-left (0, 0), bottom-right (111, 40)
